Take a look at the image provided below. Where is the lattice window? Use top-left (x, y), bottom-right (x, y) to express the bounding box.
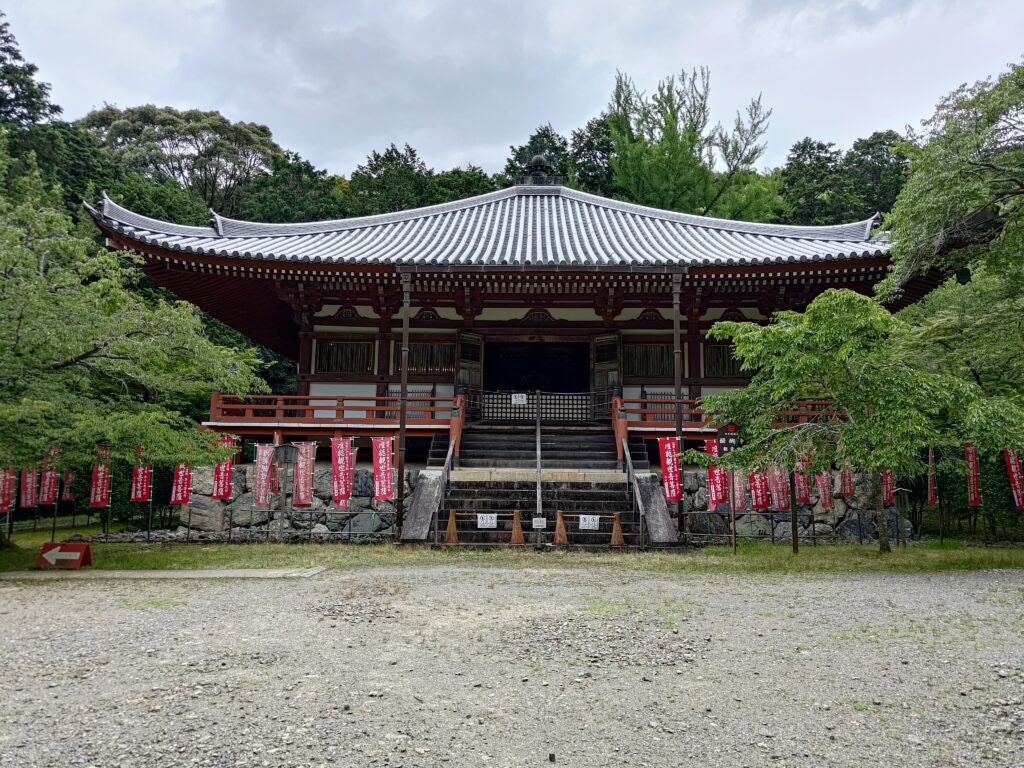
top-left (623, 344), bottom-right (674, 378)
top-left (704, 344), bottom-right (744, 378)
top-left (394, 342), bottom-right (456, 375)
top-left (315, 341), bottom-right (374, 374)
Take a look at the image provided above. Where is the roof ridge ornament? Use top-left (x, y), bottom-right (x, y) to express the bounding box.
top-left (209, 209), bottom-right (224, 236)
top-left (520, 152), bottom-right (562, 186)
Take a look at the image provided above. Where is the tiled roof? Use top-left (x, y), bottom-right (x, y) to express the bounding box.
top-left (86, 185), bottom-right (887, 269)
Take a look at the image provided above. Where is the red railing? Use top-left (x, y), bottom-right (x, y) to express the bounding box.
top-left (611, 396), bottom-right (838, 456)
top-left (209, 392), bottom-right (458, 426)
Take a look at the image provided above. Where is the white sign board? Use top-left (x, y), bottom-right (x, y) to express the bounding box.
top-left (532, 516), bottom-right (547, 530)
top-left (579, 514), bottom-right (600, 531)
top-left (477, 513), bottom-right (497, 529)
top-left (511, 392), bottom-right (528, 406)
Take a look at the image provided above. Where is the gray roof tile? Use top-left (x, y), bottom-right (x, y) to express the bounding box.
top-left (86, 185), bottom-right (887, 268)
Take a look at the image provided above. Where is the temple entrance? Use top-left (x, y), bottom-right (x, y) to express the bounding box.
top-left (483, 341), bottom-right (590, 392)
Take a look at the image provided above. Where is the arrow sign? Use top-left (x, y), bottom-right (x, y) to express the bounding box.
top-left (43, 548), bottom-right (78, 564)
top-left (37, 542), bottom-right (92, 569)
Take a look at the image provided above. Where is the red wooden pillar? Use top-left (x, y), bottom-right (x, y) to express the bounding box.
top-left (297, 329), bottom-right (313, 396)
top-left (687, 311), bottom-right (702, 402)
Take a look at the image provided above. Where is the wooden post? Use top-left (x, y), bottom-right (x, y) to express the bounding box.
top-left (789, 469), bottom-right (800, 555)
top-left (671, 274), bottom-right (683, 442)
top-left (395, 273), bottom-right (412, 537)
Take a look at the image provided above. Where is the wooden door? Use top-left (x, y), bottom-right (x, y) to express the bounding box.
top-left (591, 333), bottom-right (621, 419)
top-left (457, 331), bottom-right (483, 419)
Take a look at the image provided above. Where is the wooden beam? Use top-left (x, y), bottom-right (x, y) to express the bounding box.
top-left (672, 274), bottom-right (683, 442)
top-left (395, 274), bottom-right (412, 537)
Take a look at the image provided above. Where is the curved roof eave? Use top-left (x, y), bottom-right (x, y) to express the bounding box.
top-left (86, 185), bottom-right (890, 270)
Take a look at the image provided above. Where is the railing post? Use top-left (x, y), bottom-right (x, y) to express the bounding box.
top-left (612, 396), bottom-right (625, 463)
top-left (449, 395), bottom-right (465, 467)
top-left (535, 389), bottom-right (542, 546)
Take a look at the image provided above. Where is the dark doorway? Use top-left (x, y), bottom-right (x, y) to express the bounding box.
top-left (483, 342), bottom-right (589, 392)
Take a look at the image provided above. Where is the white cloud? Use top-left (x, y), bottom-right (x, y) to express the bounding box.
top-left (4, 0), bottom-right (1022, 174)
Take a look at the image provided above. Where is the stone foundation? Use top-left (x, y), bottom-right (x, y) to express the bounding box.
top-left (677, 469), bottom-right (912, 542)
top-left (177, 462), bottom-right (418, 537)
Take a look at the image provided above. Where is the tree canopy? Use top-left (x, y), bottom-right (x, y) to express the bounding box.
top-left (883, 62), bottom-right (1024, 289)
top-left (0, 133), bottom-right (265, 467)
top-left (607, 68), bottom-right (781, 221)
top-left (0, 13), bottom-right (61, 128)
top-left (697, 289), bottom-right (1024, 551)
top-left (78, 105), bottom-right (283, 216)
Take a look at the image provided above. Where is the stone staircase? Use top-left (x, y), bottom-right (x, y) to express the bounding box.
top-left (436, 479), bottom-right (642, 546)
top-left (417, 426), bottom-right (653, 545)
top-left (427, 426), bottom-right (649, 470)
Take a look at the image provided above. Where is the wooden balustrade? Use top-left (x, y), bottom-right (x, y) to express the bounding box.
top-left (209, 392), bottom-right (457, 426)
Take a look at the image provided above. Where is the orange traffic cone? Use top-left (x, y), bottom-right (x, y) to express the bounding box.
top-left (554, 510), bottom-right (568, 546)
top-left (444, 508), bottom-right (459, 545)
top-left (510, 509), bottom-right (525, 546)
top-left (610, 512), bottom-right (625, 547)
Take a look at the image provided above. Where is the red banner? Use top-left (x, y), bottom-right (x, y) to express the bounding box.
top-left (1005, 449), bottom-right (1024, 510)
top-left (840, 469), bottom-right (855, 498)
top-left (748, 471), bottom-right (770, 510)
top-left (815, 472), bottom-right (833, 509)
top-left (704, 440), bottom-right (728, 507)
top-left (768, 464), bottom-right (789, 510)
top-left (658, 437), bottom-right (682, 501)
top-left (927, 448), bottom-right (938, 505)
top-left (169, 464), bottom-right (192, 505)
top-left (130, 465), bottom-right (152, 503)
top-left (731, 470), bottom-right (746, 509)
top-left (38, 469), bottom-right (59, 506)
top-left (19, 469), bottom-right (38, 509)
top-left (211, 437), bottom-right (235, 500)
top-left (292, 442), bottom-right (316, 507)
top-left (89, 464), bottom-right (111, 508)
top-left (61, 471), bottom-right (75, 501)
top-left (965, 444), bottom-right (981, 507)
top-left (882, 470), bottom-right (895, 506)
top-left (253, 444), bottom-right (275, 508)
top-left (372, 437), bottom-right (394, 501)
top-left (331, 437), bottom-right (356, 507)
top-left (794, 464), bottom-right (811, 505)
top-left (0, 469), bottom-right (15, 513)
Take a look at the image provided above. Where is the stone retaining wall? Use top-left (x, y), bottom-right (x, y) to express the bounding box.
top-left (179, 462), bottom-right (418, 537)
top-left (678, 468), bottom-right (911, 541)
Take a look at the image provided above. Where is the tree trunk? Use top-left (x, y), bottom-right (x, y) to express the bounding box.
top-left (873, 471), bottom-right (891, 554)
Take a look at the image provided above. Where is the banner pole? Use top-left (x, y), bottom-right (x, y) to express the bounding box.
top-left (146, 495), bottom-right (153, 543)
top-left (50, 473), bottom-right (59, 543)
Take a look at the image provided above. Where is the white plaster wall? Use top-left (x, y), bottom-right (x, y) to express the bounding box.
top-left (309, 382), bottom-right (379, 420)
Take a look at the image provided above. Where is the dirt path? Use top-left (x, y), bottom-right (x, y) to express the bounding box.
top-left (0, 566), bottom-right (1021, 767)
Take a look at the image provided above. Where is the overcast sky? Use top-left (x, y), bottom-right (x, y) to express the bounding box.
top-left (6, 0), bottom-right (1022, 176)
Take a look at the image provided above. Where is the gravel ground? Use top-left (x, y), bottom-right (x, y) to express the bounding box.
top-left (0, 565), bottom-right (1021, 767)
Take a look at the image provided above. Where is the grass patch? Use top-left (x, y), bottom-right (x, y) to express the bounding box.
top-left (2, 533), bottom-right (1024, 575)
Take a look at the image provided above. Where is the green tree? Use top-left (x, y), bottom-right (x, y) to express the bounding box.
top-left (344, 143), bottom-right (436, 215)
top-left (0, 133), bottom-right (265, 474)
top-left (570, 113), bottom-right (617, 197)
top-left (0, 13), bottom-right (61, 127)
top-left (431, 165), bottom-right (497, 202)
top-left (839, 130), bottom-right (909, 219)
top-left (696, 289), bottom-right (1024, 553)
top-left (779, 137), bottom-right (862, 225)
top-left (608, 68), bottom-right (779, 219)
top-left (238, 151), bottom-right (347, 223)
top-left (77, 105), bottom-right (282, 216)
top-left (882, 62), bottom-right (1024, 290)
top-left (499, 123), bottom-right (572, 185)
